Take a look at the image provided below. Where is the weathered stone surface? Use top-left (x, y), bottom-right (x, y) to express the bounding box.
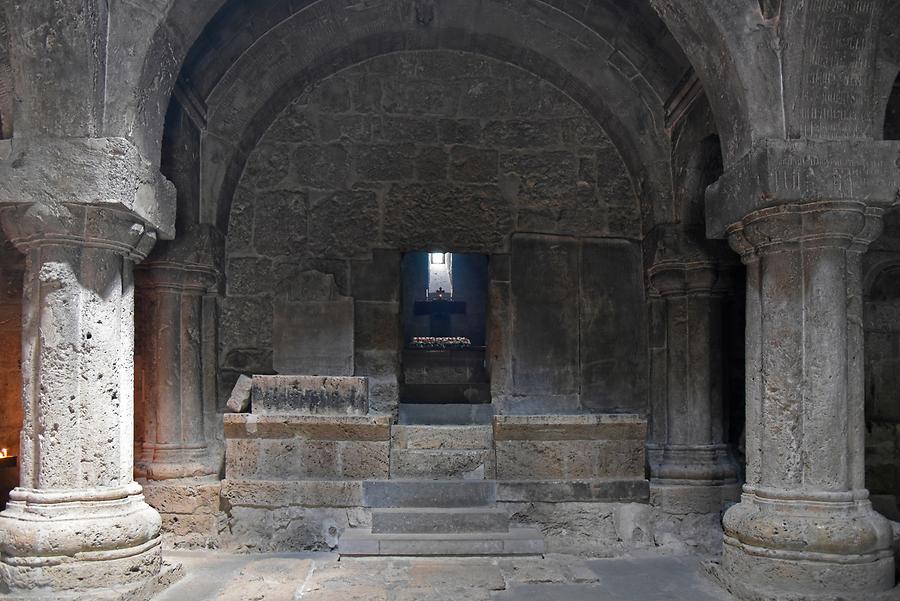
top-left (224, 414), bottom-right (390, 439)
top-left (272, 271), bottom-right (354, 376)
top-left (393, 426), bottom-right (493, 450)
top-left (221, 479), bottom-right (364, 508)
top-left (225, 374), bottom-right (252, 413)
top-left (251, 376), bottom-right (369, 416)
top-left (226, 438), bottom-right (389, 480)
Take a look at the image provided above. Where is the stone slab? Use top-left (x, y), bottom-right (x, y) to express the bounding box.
top-left (371, 508), bottom-right (509, 534)
top-left (398, 403), bottom-right (494, 425)
top-left (339, 527), bottom-right (544, 556)
top-left (492, 414), bottom-right (646, 441)
top-left (225, 374), bottom-right (252, 413)
top-left (272, 271), bottom-right (354, 375)
top-left (497, 479), bottom-right (650, 503)
top-left (495, 439), bottom-right (644, 480)
top-left (251, 375), bottom-right (368, 415)
top-left (389, 448), bottom-right (496, 480)
top-left (362, 480), bottom-right (496, 508)
top-left (392, 425), bottom-right (493, 450)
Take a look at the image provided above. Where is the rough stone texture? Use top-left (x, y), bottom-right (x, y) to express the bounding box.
top-left (501, 235), bottom-right (648, 414)
top-left (251, 376), bottom-right (369, 416)
top-left (225, 375), bottom-right (252, 413)
top-left (0, 204), bottom-right (164, 596)
top-left (224, 414), bottom-right (390, 480)
top-left (0, 237), bottom-right (22, 461)
top-left (719, 201), bottom-right (896, 599)
top-left (272, 271), bottom-right (354, 376)
top-left (135, 240), bottom-right (219, 481)
top-left (493, 415), bottom-right (647, 481)
top-left (224, 50), bottom-right (640, 415)
top-left (142, 481), bottom-right (223, 550)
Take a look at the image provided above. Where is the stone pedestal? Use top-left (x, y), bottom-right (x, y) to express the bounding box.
top-left (0, 203), bottom-right (163, 593)
top-left (648, 247), bottom-right (740, 514)
top-left (135, 258), bottom-right (218, 480)
top-left (721, 201), bottom-right (895, 600)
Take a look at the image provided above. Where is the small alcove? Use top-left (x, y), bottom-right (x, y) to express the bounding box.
top-left (400, 252), bottom-right (489, 404)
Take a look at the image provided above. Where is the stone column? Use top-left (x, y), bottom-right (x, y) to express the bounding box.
top-left (0, 203), bottom-right (163, 593)
top-left (721, 200), bottom-right (895, 598)
top-left (648, 252), bottom-right (740, 513)
top-left (135, 258), bottom-right (217, 480)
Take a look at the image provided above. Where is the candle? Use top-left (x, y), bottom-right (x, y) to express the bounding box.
top-left (0, 449), bottom-right (6, 459)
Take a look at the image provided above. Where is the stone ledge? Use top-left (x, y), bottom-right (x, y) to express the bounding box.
top-left (221, 479), bottom-right (364, 508)
top-left (223, 413), bottom-right (391, 440)
top-left (497, 479), bottom-right (650, 503)
top-left (492, 414), bottom-right (646, 441)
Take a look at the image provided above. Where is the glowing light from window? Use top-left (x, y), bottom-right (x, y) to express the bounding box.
top-left (430, 252), bottom-right (446, 265)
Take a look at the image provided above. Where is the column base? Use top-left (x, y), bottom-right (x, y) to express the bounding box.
top-left (0, 559), bottom-right (183, 601)
top-left (135, 444), bottom-right (215, 481)
top-left (650, 481), bottom-right (742, 514)
top-left (0, 484), bottom-right (162, 594)
top-left (717, 489), bottom-right (896, 600)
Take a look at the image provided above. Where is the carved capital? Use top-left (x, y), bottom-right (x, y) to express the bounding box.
top-left (707, 138), bottom-right (900, 238)
top-left (0, 136), bottom-right (176, 238)
top-left (0, 202), bottom-right (158, 261)
top-left (726, 200), bottom-right (883, 262)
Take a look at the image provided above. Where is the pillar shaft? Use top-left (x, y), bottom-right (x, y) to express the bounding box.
top-left (722, 200), bottom-right (894, 598)
top-left (135, 263), bottom-right (217, 480)
top-left (649, 257), bottom-right (739, 512)
top-left (0, 203), bottom-right (162, 593)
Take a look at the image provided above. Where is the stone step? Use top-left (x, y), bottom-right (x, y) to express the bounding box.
top-left (339, 527), bottom-right (545, 556)
top-left (393, 425), bottom-right (493, 450)
top-left (390, 448), bottom-right (496, 480)
top-left (371, 508), bottom-right (510, 534)
top-left (398, 403), bottom-right (494, 425)
top-left (363, 480), bottom-right (496, 508)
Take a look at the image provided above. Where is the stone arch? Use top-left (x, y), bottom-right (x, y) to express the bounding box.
top-left (650, 0), bottom-right (782, 165)
top-left (193, 0), bottom-right (679, 236)
top-left (137, 0), bottom-right (687, 210)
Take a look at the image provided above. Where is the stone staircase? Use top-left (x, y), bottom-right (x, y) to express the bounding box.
top-left (340, 404), bottom-right (545, 556)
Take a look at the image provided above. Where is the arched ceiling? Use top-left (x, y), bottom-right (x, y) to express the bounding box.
top-left (154, 0), bottom-right (693, 233)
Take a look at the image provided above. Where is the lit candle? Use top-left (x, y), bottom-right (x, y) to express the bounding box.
top-left (0, 449), bottom-right (6, 458)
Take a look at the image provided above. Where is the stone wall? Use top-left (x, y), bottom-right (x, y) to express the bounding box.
top-left (222, 49), bottom-right (643, 414)
top-left (864, 256), bottom-right (900, 518)
top-left (0, 237), bottom-right (21, 457)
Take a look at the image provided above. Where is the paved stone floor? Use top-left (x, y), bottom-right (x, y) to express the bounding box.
top-left (152, 551), bottom-right (738, 600)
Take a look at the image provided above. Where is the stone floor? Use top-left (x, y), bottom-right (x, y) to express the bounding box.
top-left (152, 551), bottom-right (738, 601)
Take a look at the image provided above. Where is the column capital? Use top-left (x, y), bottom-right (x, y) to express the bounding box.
top-left (726, 200), bottom-right (884, 263)
top-left (706, 138), bottom-right (900, 238)
top-left (0, 202), bottom-right (159, 261)
top-left (647, 224), bottom-right (734, 296)
top-left (137, 224), bottom-right (224, 293)
top-left (0, 136), bottom-right (176, 239)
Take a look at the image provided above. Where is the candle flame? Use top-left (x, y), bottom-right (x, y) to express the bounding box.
top-left (0, 449), bottom-right (7, 458)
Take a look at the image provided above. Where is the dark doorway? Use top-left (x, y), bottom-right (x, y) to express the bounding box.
top-left (400, 252), bottom-right (490, 404)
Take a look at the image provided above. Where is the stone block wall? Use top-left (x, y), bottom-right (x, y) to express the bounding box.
top-left (0, 238), bottom-right (22, 458)
top-left (864, 257), bottom-right (900, 514)
top-left (224, 414), bottom-right (391, 480)
top-left (493, 415), bottom-right (646, 481)
top-left (222, 49), bottom-right (642, 415)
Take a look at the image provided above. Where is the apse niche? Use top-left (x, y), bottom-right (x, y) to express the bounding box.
top-left (400, 252), bottom-right (489, 405)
